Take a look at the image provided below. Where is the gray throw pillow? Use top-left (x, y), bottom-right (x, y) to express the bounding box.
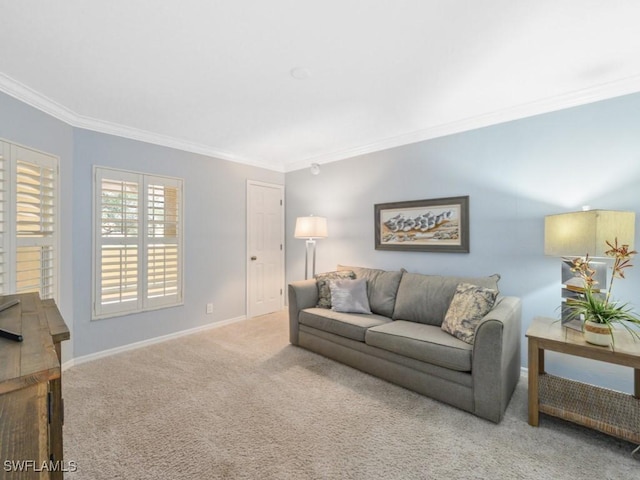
top-left (315, 270), bottom-right (356, 308)
top-left (441, 283), bottom-right (498, 344)
top-left (329, 278), bottom-right (372, 314)
top-left (337, 265), bottom-right (404, 317)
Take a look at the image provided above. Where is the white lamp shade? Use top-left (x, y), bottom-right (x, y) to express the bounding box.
top-left (294, 216), bottom-right (328, 239)
top-left (544, 210), bottom-right (635, 257)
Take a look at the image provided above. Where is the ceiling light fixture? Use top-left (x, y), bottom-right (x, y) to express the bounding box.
top-left (290, 67), bottom-right (311, 80)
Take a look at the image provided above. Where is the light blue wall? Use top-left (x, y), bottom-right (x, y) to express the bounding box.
top-left (285, 92), bottom-right (640, 394)
top-left (72, 130), bottom-right (284, 357)
top-left (3, 86), bottom-right (640, 391)
top-left (0, 92), bottom-right (75, 363)
top-left (0, 91), bottom-right (284, 360)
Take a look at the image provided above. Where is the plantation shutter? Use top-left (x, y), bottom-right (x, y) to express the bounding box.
top-left (94, 169), bottom-right (142, 317)
top-left (0, 141), bottom-right (58, 300)
top-left (93, 167), bottom-right (183, 319)
top-left (145, 176), bottom-right (182, 308)
top-left (14, 146), bottom-right (57, 300)
top-left (0, 142), bottom-right (8, 295)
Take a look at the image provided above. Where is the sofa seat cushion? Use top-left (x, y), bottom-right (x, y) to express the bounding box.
top-left (365, 320), bottom-right (473, 372)
top-left (299, 308), bottom-right (392, 342)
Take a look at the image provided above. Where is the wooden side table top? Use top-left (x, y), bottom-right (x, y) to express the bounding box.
top-left (526, 316), bottom-right (640, 369)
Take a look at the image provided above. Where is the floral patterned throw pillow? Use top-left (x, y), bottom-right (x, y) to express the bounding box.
top-left (441, 283), bottom-right (498, 344)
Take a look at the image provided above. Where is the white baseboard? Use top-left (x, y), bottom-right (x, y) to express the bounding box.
top-left (63, 315), bottom-right (247, 370)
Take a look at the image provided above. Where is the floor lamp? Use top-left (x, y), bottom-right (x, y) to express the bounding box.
top-left (544, 209), bottom-right (635, 328)
top-left (294, 216), bottom-right (328, 279)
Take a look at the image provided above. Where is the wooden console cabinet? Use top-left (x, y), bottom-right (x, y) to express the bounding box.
top-left (0, 293), bottom-right (70, 480)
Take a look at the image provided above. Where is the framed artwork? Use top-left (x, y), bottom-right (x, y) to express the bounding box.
top-left (374, 196), bottom-right (469, 252)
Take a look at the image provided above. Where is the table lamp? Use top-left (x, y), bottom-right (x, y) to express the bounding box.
top-left (544, 209), bottom-right (635, 327)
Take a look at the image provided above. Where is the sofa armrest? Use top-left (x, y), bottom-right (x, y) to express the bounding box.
top-left (471, 296), bottom-right (522, 423)
top-left (288, 279), bottom-right (319, 345)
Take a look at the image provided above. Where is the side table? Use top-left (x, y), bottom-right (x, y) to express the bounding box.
top-left (526, 316), bottom-right (640, 446)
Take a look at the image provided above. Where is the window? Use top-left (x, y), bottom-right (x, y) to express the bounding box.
top-left (0, 140), bottom-right (59, 300)
top-left (93, 167), bottom-right (183, 319)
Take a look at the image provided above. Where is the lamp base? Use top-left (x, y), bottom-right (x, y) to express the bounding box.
top-left (304, 239), bottom-right (317, 280)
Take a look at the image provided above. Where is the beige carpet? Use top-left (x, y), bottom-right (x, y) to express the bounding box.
top-left (63, 310), bottom-right (638, 479)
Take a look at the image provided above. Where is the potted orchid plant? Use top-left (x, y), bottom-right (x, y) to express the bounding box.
top-left (564, 238), bottom-right (640, 346)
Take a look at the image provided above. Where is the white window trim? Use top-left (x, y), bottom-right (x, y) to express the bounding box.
top-left (92, 166), bottom-right (184, 320)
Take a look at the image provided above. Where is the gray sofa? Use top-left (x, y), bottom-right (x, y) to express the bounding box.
top-left (288, 266), bottom-right (522, 423)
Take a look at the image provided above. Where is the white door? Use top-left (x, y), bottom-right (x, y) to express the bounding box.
top-left (247, 181), bottom-right (284, 318)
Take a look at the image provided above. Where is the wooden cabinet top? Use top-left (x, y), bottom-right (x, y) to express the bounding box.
top-left (0, 293), bottom-right (69, 395)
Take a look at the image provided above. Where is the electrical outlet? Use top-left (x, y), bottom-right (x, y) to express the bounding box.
top-left (206, 303), bottom-right (213, 314)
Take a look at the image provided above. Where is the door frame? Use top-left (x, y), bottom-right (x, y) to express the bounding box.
top-left (246, 180), bottom-right (285, 318)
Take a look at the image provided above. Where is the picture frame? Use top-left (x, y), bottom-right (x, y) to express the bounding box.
top-left (374, 196), bottom-right (469, 252)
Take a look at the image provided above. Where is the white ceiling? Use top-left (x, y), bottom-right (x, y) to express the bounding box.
top-left (1, 1), bottom-right (640, 172)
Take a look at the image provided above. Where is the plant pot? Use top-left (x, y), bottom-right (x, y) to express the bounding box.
top-left (583, 320), bottom-right (612, 347)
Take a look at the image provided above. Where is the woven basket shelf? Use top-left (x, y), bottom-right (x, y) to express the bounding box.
top-left (539, 374), bottom-right (640, 444)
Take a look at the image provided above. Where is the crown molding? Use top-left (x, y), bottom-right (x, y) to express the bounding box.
top-left (0, 72), bottom-right (79, 124)
top-left (71, 115), bottom-right (280, 172)
top-left (2, 72), bottom-right (639, 175)
top-left (0, 72), bottom-right (284, 172)
top-left (283, 74), bottom-right (640, 172)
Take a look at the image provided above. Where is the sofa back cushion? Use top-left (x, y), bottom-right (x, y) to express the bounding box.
top-left (338, 265), bottom-right (403, 317)
top-left (392, 272), bottom-right (500, 325)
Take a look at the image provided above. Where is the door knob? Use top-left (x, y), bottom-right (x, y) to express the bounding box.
top-left (251, 256), bottom-right (257, 261)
